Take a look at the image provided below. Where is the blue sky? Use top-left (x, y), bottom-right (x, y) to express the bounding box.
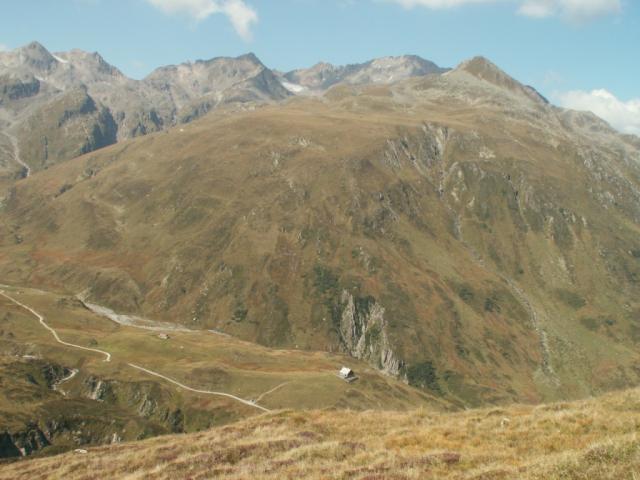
top-left (1, 0), bottom-right (638, 133)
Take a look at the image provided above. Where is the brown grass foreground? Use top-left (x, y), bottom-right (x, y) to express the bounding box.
top-left (2, 387), bottom-right (640, 479)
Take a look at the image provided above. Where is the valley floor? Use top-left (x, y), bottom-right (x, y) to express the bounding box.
top-left (2, 386), bottom-right (640, 479)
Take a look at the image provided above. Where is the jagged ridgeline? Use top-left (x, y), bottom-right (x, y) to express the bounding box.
top-left (1, 44), bottom-right (640, 408)
top-left (0, 42), bottom-right (445, 182)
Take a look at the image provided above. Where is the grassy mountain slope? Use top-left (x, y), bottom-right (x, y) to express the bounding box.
top-left (1, 59), bottom-right (640, 407)
top-left (0, 284), bottom-right (438, 457)
top-left (3, 386), bottom-right (640, 479)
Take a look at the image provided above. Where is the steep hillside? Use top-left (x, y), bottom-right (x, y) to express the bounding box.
top-left (3, 386), bottom-right (640, 479)
top-left (15, 88), bottom-right (117, 170)
top-left (0, 284), bottom-right (436, 458)
top-left (1, 56), bottom-right (640, 407)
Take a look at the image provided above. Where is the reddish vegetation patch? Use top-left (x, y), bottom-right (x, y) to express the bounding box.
top-left (424, 452), bottom-right (461, 466)
top-left (297, 430), bottom-right (323, 440)
top-left (469, 469), bottom-right (514, 480)
top-left (359, 475), bottom-right (409, 480)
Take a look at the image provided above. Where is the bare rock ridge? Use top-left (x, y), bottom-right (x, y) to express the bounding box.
top-left (0, 43), bottom-right (450, 179)
top-left (447, 56), bottom-right (549, 105)
top-left (280, 54), bottom-right (448, 93)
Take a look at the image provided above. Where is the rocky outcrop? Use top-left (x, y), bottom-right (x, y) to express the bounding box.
top-left (0, 425), bottom-right (50, 458)
top-left (16, 88), bottom-right (118, 170)
top-left (84, 376), bottom-right (111, 401)
top-left (337, 290), bottom-right (403, 376)
top-left (0, 368), bottom-right (188, 459)
top-left (81, 374), bottom-right (184, 433)
top-left (283, 55), bottom-right (447, 94)
top-left (0, 73), bottom-right (40, 104)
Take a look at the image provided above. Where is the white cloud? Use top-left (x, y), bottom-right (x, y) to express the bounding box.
top-left (0, 43), bottom-right (9, 52)
top-left (222, 0), bottom-right (258, 40)
top-left (385, 0), bottom-right (621, 21)
top-left (518, 0), bottom-right (554, 17)
top-left (388, 0), bottom-right (497, 7)
top-left (145, 0), bottom-right (258, 40)
top-left (518, 0), bottom-right (621, 22)
top-left (556, 89), bottom-right (640, 136)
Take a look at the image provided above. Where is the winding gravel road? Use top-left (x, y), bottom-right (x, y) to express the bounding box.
top-left (0, 288), bottom-right (270, 413)
top-left (53, 368), bottom-right (79, 395)
top-left (128, 363), bottom-right (271, 412)
top-left (0, 290), bottom-right (111, 361)
top-left (255, 382), bottom-right (290, 403)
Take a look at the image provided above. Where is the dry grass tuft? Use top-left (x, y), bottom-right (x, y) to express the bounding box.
top-left (2, 387), bottom-right (640, 479)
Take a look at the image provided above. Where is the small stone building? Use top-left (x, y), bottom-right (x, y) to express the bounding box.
top-left (338, 366), bottom-right (357, 382)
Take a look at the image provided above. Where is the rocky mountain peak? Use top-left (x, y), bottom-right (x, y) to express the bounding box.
top-left (235, 52), bottom-right (264, 66)
top-left (283, 55), bottom-right (447, 93)
top-left (58, 49), bottom-right (123, 78)
top-left (360, 55), bottom-right (447, 82)
top-left (456, 56), bottom-right (515, 85)
top-left (0, 41), bottom-right (57, 73)
top-left (452, 55), bottom-right (548, 105)
top-left (309, 61), bottom-right (337, 72)
top-left (22, 41), bottom-right (50, 54)
top-left (367, 54), bottom-right (444, 73)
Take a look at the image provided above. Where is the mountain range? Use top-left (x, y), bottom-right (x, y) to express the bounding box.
top-left (1, 40), bottom-right (640, 410)
top-left (0, 42), bottom-right (449, 184)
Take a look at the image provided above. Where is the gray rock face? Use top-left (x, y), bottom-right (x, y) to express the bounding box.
top-left (14, 88), bottom-right (118, 170)
top-left (0, 46), bottom-right (450, 180)
top-left (7, 42), bottom-right (57, 73)
top-left (0, 43), bottom-right (451, 179)
top-left (338, 290), bottom-right (404, 376)
top-left (145, 52), bottom-right (290, 111)
top-left (0, 44), bottom-right (295, 176)
top-left (0, 73), bottom-right (40, 103)
top-left (0, 426), bottom-right (50, 458)
top-left (280, 55), bottom-right (448, 94)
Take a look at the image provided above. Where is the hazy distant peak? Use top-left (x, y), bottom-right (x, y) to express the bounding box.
top-left (0, 41), bottom-right (57, 72)
top-left (283, 54), bottom-right (447, 93)
top-left (455, 56), bottom-right (515, 85)
top-left (55, 49), bottom-right (123, 77)
top-left (20, 41), bottom-right (51, 57)
top-left (236, 52), bottom-right (263, 65)
top-left (452, 55), bottom-right (548, 105)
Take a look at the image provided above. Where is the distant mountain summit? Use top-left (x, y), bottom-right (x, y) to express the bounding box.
top-left (449, 56), bottom-right (548, 104)
top-left (0, 44), bottom-right (451, 180)
top-left (280, 55), bottom-right (447, 94)
top-left (1, 41), bottom-right (58, 73)
top-left (144, 52), bottom-right (291, 122)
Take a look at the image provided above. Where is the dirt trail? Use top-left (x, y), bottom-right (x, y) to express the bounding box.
top-left (0, 287), bottom-right (271, 413)
top-left (53, 369), bottom-right (79, 395)
top-left (0, 290), bottom-right (111, 361)
top-left (255, 382), bottom-right (290, 403)
top-left (128, 363), bottom-right (271, 412)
